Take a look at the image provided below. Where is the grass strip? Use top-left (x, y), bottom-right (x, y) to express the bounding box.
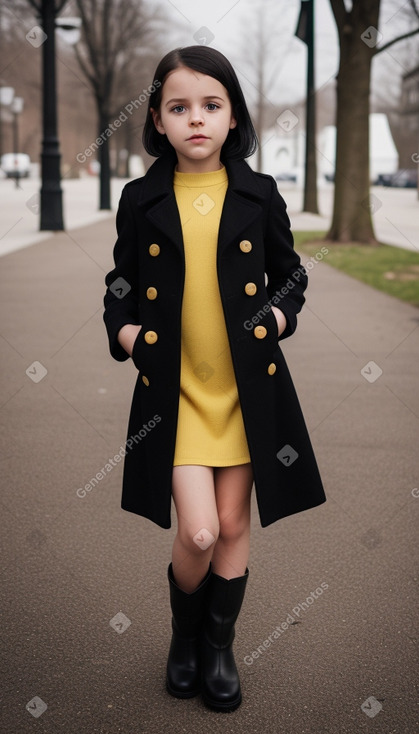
top-left (294, 231), bottom-right (419, 307)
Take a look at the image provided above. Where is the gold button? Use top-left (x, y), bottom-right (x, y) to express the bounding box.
top-left (239, 240), bottom-right (252, 253)
top-left (254, 325), bottom-right (267, 339)
top-left (146, 287), bottom-right (158, 300)
top-left (268, 362), bottom-right (276, 375)
top-left (149, 244), bottom-right (160, 256)
top-left (244, 282), bottom-right (257, 296)
top-left (142, 375), bottom-right (150, 386)
top-left (144, 330), bottom-right (158, 344)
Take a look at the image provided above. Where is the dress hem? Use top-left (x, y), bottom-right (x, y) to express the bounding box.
top-left (173, 456), bottom-right (251, 467)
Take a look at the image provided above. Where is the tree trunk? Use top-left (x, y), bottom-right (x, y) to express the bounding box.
top-left (98, 106), bottom-right (111, 210)
top-left (327, 0), bottom-right (380, 244)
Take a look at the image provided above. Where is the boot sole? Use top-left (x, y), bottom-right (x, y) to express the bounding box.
top-left (201, 691), bottom-right (242, 712)
top-left (166, 678), bottom-right (200, 699)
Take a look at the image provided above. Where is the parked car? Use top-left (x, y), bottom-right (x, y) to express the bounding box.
top-left (375, 169), bottom-right (418, 188)
top-left (87, 160), bottom-right (100, 175)
top-left (275, 172), bottom-right (297, 182)
top-left (1, 153), bottom-right (31, 178)
top-left (389, 169), bottom-right (418, 188)
top-left (374, 173), bottom-right (393, 186)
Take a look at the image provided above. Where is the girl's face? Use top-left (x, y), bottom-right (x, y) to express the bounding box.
top-left (151, 66), bottom-right (237, 173)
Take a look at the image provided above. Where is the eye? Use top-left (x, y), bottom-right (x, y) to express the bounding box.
top-left (206, 103), bottom-right (219, 111)
top-left (171, 105), bottom-right (186, 113)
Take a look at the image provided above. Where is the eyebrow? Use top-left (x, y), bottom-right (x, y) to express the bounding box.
top-left (165, 95), bottom-right (225, 107)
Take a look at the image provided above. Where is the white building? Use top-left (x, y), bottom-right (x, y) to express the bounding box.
top-left (251, 113), bottom-right (398, 183)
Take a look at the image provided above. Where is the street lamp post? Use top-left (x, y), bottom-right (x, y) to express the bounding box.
top-left (11, 96), bottom-right (24, 189)
top-left (40, 0), bottom-right (64, 230)
top-left (38, 2), bottom-right (81, 230)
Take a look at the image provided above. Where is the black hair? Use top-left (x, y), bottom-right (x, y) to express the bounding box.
top-left (142, 46), bottom-right (258, 160)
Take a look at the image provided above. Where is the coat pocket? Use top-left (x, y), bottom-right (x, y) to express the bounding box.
top-left (266, 306), bottom-right (280, 345)
top-left (131, 327), bottom-right (143, 370)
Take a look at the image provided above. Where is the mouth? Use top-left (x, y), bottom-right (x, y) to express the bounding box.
top-left (187, 135), bottom-right (209, 140)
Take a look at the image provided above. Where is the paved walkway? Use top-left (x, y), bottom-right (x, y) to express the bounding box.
top-left (0, 176), bottom-right (126, 257)
top-left (0, 215), bottom-right (417, 733)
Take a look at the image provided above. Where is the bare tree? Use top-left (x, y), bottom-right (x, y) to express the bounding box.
top-left (71, 0), bottom-right (160, 209)
top-left (235, 0), bottom-right (290, 172)
top-left (328, 0), bottom-right (419, 244)
top-left (3, 1), bottom-right (99, 173)
top-left (1, 2), bottom-right (42, 159)
top-left (109, 46), bottom-right (162, 177)
top-left (372, 23), bottom-right (419, 172)
top-left (252, 7), bottom-right (272, 173)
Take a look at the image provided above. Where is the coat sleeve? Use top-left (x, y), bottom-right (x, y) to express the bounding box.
top-left (264, 177), bottom-right (307, 341)
top-left (103, 184), bottom-right (140, 362)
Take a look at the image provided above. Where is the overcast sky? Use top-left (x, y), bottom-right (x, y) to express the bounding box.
top-left (161, 0), bottom-right (337, 104)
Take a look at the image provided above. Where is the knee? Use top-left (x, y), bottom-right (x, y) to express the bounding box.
top-left (178, 521), bottom-right (220, 554)
top-left (219, 510), bottom-right (250, 544)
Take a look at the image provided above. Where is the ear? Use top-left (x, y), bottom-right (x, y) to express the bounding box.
top-left (150, 108), bottom-right (165, 135)
top-left (229, 115), bottom-right (237, 130)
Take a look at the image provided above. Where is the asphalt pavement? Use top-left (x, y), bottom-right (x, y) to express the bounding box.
top-left (0, 210), bottom-right (418, 733)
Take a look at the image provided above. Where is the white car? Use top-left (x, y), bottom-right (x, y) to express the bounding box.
top-left (1, 153), bottom-right (31, 178)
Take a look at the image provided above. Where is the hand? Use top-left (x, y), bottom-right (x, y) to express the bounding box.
top-left (271, 306), bottom-right (287, 338)
top-left (117, 324), bottom-right (142, 357)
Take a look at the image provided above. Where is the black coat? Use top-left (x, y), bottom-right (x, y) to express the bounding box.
top-left (104, 153), bottom-right (326, 529)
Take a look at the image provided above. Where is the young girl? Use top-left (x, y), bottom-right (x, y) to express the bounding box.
top-left (104, 46), bottom-right (325, 713)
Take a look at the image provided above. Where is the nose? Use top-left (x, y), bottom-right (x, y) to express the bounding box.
top-left (189, 106), bottom-right (204, 126)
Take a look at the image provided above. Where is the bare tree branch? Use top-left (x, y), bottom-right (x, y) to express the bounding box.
top-left (408, 0), bottom-right (419, 20)
top-left (25, 0), bottom-right (41, 10)
top-left (74, 0), bottom-right (101, 96)
top-left (102, 0), bottom-right (111, 69)
top-left (56, 0), bottom-right (69, 12)
top-left (73, 40), bottom-right (98, 94)
top-left (375, 26), bottom-right (419, 54)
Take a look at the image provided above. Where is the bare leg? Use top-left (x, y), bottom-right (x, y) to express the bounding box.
top-left (171, 465), bottom-right (220, 593)
top-left (210, 463), bottom-right (253, 579)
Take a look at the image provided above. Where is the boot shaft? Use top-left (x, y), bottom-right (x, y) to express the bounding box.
top-left (168, 563), bottom-right (212, 637)
top-left (203, 569), bottom-right (249, 649)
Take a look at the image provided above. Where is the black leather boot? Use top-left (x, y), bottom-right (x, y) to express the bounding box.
top-left (201, 568), bottom-right (249, 712)
top-left (166, 562), bottom-right (212, 698)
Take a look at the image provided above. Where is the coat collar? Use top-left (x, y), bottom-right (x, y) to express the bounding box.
top-left (137, 153), bottom-right (264, 256)
top-left (137, 152), bottom-right (265, 206)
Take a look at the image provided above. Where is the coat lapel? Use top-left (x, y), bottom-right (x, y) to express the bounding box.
top-left (137, 153), bottom-right (184, 256)
top-left (217, 158), bottom-right (265, 254)
top-left (137, 153), bottom-right (265, 256)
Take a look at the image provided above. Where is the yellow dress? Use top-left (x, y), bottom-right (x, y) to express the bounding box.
top-left (173, 166), bottom-right (251, 466)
